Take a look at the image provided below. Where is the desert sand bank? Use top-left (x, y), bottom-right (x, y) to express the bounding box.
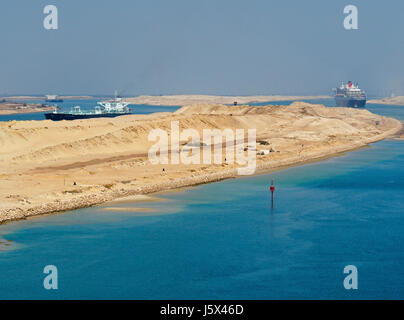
top-left (125, 95), bottom-right (331, 106)
top-left (4, 96), bottom-right (95, 101)
top-left (368, 96), bottom-right (404, 106)
top-left (0, 101), bottom-right (53, 115)
top-left (0, 102), bottom-right (401, 223)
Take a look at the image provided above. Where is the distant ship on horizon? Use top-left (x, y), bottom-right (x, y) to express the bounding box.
top-left (45, 94), bottom-right (64, 103)
top-left (333, 81), bottom-right (366, 108)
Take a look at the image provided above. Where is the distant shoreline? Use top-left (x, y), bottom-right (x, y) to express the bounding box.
top-left (368, 96), bottom-right (404, 106)
top-left (0, 109), bottom-right (53, 116)
top-left (125, 94), bottom-right (331, 106)
top-left (4, 96), bottom-right (96, 101)
top-left (0, 101), bottom-right (53, 115)
top-left (2, 94), bottom-right (331, 106)
top-left (7, 94), bottom-right (404, 107)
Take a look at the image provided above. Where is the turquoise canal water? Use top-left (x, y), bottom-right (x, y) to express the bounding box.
top-left (0, 102), bottom-right (403, 299)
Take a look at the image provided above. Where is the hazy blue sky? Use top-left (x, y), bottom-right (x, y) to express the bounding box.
top-left (0, 0), bottom-right (403, 96)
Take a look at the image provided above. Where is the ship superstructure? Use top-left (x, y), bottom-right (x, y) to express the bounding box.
top-left (44, 96), bottom-right (131, 121)
top-left (334, 81), bottom-right (366, 108)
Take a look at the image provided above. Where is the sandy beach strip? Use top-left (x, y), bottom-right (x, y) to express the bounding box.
top-left (368, 96), bottom-right (404, 106)
top-left (0, 108), bottom-right (54, 115)
top-left (0, 102), bottom-right (401, 224)
top-left (4, 95), bottom-right (95, 101)
top-left (0, 100), bottom-right (54, 115)
top-left (125, 94), bottom-right (331, 106)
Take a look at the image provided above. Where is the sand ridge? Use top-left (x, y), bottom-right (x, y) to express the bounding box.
top-left (368, 96), bottom-right (404, 106)
top-left (125, 94), bottom-right (330, 106)
top-left (0, 102), bottom-right (401, 223)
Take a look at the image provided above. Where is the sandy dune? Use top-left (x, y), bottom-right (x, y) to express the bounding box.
top-left (0, 101), bottom-right (53, 115)
top-left (0, 102), bottom-right (401, 223)
top-left (126, 94), bottom-right (330, 106)
top-left (368, 96), bottom-right (404, 106)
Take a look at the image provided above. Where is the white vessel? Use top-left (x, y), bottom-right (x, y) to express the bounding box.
top-left (44, 95), bottom-right (131, 121)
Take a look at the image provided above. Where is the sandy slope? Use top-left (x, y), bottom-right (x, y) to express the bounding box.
top-left (0, 102), bottom-right (401, 223)
top-left (368, 96), bottom-right (404, 106)
top-left (125, 95), bottom-right (330, 106)
top-left (0, 102), bottom-right (53, 115)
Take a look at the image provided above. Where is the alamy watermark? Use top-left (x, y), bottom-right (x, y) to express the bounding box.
top-left (43, 5), bottom-right (58, 30)
top-left (42, 4), bottom-right (358, 31)
top-left (43, 265), bottom-right (58, 290)
top-left (344, 5), bottom-right (358, 30)
top-left (343, 265), bottom-right (358, 290)
top-left (148, 121), bottom-right (257, 175)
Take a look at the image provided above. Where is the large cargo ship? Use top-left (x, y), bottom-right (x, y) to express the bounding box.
top-left (334, 81), bottom-right (366, 108)
top-left (44, 97), bottom-right (131, 121)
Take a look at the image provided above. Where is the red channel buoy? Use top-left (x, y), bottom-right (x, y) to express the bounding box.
top-left (269, 179), bottom-right (275, 208)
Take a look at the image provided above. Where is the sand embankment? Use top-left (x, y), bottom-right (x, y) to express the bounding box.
top-left (0, 102), bottom-right (401, 223)
top-left (125, 95), bottom-right (330, 106)
top-left (0, 101), bottom-right (53, 115)
top-left (5, 96), bottom-right (95, 101)
top-left (368, 96), bottom-right (404, 106)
